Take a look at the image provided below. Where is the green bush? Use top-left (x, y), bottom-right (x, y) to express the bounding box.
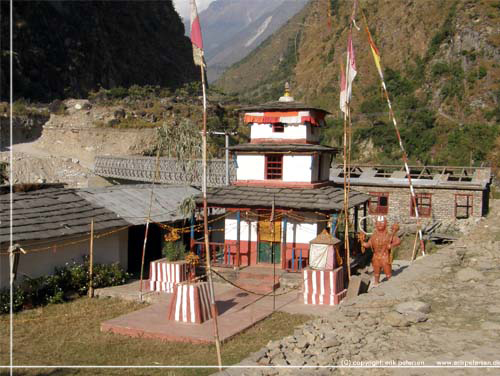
top-left (0, 258), bottom-right (130, 314)
top-left (478, 66), bottom-right (487, 79)
top-left (432, 62), bottom-right (449, 76)
top-left (162, 241), bottom-right (187, 262)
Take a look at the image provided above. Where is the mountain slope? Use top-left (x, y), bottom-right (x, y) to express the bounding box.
top-left (186, 0), bottom-right (307, 82)
top-left (1, 1), bottom-right (197, 101)
top-left (216, 0), bottom-right (500, 166)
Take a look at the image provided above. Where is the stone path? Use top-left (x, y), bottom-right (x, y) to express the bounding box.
top-left (216, 200), bottom-right (500, 375)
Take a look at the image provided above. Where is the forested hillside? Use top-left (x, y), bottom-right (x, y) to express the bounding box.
top-left (1, 1), bottom-right (197, 101)
top-left (217, 0), bottom-right (500, 169)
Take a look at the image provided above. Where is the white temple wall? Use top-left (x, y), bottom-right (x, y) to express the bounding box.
top-left (283, 155), bottom-right (312, 182)
top-left (250, 123), bottom-right (307, 141)
top-left (225, 214), bottom-right (258, 242)
top-left (236, 155), bottom-right (265, 181)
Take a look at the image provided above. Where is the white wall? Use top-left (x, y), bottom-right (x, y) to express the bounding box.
top-left (250, 123), bottom-right (308, 141)
top-left (236, 155), bottom-right (265, 181)
top-left (283, 155), bottom-right (312, 182)
top-left (0, 230), bottom-right (128, 289)
top-left (225, 213), bottom-right (258, 241)
top-left (284, 212), bottom-right (321, 244)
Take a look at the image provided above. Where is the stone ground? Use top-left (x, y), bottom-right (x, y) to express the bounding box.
top-left (215, 199), bottom-right (500, 375)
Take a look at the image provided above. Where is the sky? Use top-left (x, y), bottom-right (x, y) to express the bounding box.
top-left (172, 0), bottom-right (215, 20)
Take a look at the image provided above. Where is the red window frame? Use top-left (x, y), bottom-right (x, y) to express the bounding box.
top-left (410, 193), bottom-right (432, 217)
top-left (455, 194), bottom-right (473, 219)
top-left (265, 155), bottom-right (283, 180)
top-left (368, 192), bottom-right (389, 215)
top-left (272, 123), bottom-right (285, 133)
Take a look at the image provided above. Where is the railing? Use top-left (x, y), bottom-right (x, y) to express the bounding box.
top-left (285, 247), bottom-right (308, 273)
top-left (192, 241), bottom-right (237, 268)
top-left (94, 155), bottom-right (236, 187)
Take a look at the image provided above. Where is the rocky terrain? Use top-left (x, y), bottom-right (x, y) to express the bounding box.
top-left (217, 199), bottom-right (500, 375)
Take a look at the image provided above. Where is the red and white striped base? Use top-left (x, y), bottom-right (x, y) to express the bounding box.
top-left (303, 267), bottom-right (347, 306)
top-left (167, 282), bottom-right (214, 324)
top-left (147, 259), bottom-right (188, 293)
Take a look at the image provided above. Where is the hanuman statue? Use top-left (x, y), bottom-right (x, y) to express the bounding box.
top-left (358, 216), bottom-right (401, 286)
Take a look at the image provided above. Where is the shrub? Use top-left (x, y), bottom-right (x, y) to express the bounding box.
top-left (432, 62), bottom-right (449, 76)
top-left (162, 241), bottom-right (187, 262)
top-left (0, 258), bottom-right (130, 314)
top-left (478, 66), bottom-right (487, 79)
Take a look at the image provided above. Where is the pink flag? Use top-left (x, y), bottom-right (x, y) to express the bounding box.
top-left (190, 0), bottom-right (205, 67)
top-left (340, 32), bottom-right (357, 114)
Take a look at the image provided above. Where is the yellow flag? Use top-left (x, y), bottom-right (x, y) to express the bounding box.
top-left (365, 26), bottom-right (383, 79)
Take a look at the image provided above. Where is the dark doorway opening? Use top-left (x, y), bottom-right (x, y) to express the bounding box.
top-left (127, 224), bottom-right (162, 276)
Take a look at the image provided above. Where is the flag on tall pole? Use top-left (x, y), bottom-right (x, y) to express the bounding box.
top-left (190, 0), bottom-right (205, 67)
top-left (365, 26), bottom-right (383, 80)
top-left (340, 32), bottom-right (357, 114)
top-left (190, 0), bottom-right (222, 369)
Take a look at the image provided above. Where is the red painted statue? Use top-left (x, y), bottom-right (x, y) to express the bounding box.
top-left (359, 216), bottom-right (401, 286)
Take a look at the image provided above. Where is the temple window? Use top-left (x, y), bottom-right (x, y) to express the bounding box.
top-left (265, 155), bottom-right (283, 180)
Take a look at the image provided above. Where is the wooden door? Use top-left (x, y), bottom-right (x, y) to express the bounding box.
top-left (258, 242), bottom-right (281, 264)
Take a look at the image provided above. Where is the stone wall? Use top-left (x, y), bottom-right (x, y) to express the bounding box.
top-left (353, 186), bottom-right (484, 226)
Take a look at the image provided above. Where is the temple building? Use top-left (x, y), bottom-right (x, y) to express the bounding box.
top-left (195, 87), bottom-right (370, 273)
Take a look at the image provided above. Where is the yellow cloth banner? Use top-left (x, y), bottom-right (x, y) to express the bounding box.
top-left (258, 219), bottom-right (281, 242)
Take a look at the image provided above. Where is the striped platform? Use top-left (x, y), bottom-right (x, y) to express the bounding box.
top-left (147, 259), bottom-right (188, 293)
top-left (167, 282), bottom-right (214, 324)
top-left (303, 267), bottom-right (347, 306)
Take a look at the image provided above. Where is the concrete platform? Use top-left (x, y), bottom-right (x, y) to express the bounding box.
top-left (100, 283), bottom-right (338, 343)
top-left (100, 263), bottom-right (414, 344)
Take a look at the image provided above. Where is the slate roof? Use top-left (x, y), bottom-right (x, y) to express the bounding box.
top-left (240, 100), bottom-right (330, 114)
top-left (229, 143), bottom-right (339, 153)
top-left (77, 184), bottom-right (201, 225)
top-left (0, 188), bottom-right (127, 245)
top-left (196, 185), bottom-right (369, 212)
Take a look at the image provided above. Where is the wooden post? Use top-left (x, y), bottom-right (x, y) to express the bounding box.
top-left (354, 206), bottom-right (359, 235)
top-left (282, 216), bottom-right (287, 270)
top-left (190, 214), bottom-right (195, 251)
top-left (236, 210), bottom-right (241, 268)
top-left (330, 213), bottom-right (338, 235)
top-left (225, 132), bottom-right (230, 186)
top-left (363, 203), bottom-right (368, 233)
top-left (139, 220), bottom-right (150, 296)
top-left (88, 219), bottom-right (94, 298)
top-left (200, 63), bottom-right (223, 369)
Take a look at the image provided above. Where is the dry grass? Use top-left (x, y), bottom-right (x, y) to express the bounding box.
top-left (0, 297), bottom-right (311, 375)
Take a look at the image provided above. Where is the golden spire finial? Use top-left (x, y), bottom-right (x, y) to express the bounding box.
top-left (284, 82), bottom-right (291, 97)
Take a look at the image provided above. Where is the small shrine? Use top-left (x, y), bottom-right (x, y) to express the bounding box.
top-left (195, 85), bottom-right (370, 273)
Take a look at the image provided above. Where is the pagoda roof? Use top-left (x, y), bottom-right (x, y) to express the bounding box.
top-left (240, 100), bottom-right (330, 114)
top-left (195, 185), bottom-right (369, 212)
top-left (229, 143), bottom-right (339, 154)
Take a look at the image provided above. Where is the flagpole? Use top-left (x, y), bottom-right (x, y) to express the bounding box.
top-left (200, 64), bottom-right (223, 369)
top-left (358, 5), bottom-right (425, 258)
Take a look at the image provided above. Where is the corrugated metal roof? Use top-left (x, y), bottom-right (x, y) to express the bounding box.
top-left (77, 184), bottom-right (201, 225)
top-left (0, 188), bottom-right (127, 245)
